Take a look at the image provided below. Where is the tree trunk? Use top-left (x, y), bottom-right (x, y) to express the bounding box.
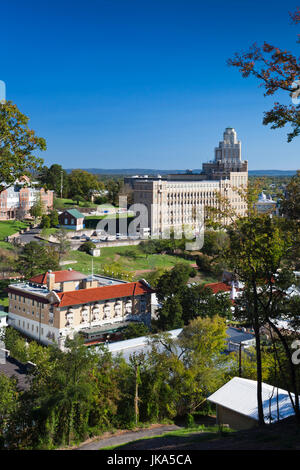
top-left (267, 319), bottom-right (300, 423)
top-left (253, 317), bottom-right (265, 426)
top-left (134, 364), bottom-right (139, 426)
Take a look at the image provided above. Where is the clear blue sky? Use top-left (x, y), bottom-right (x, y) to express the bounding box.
top-left (1, 0), bottom-right (299, 170)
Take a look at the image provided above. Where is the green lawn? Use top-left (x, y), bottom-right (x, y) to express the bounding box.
top-left (54, 198), bottom-right (99, 209)
top-left (0, 220), bottom-right (29, 241)
top-left (62, 245), bottom-right (194, 279)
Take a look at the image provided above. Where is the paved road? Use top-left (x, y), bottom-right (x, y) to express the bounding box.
top-left (76, 425), bottom-right (181, 450)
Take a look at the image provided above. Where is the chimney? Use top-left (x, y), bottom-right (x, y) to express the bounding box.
top-left (47, 271), bottom-right (55, 291)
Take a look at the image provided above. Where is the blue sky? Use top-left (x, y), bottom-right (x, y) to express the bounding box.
top-left (1, 0), bottom-right (299, 170)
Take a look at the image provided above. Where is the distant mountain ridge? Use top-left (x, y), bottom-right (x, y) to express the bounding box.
top-left (66, 168), bottom-right (297, 177)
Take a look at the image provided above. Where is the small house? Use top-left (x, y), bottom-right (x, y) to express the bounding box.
top-left (58, 209), bottom-right (85, 231)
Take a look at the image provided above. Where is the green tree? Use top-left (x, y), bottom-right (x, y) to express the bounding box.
top-left (54, 228), bottom-right (71, 261)
top-left (222, 213), bottom-right (299, 424)
top-left (17, 241), bottom-right (59, 278)
top-left (30, 194), bottom-right (44, 221)
top-left (156, 295), bottom-right (184, 331)
top-left (39, 164), bottom-right (69, 197)
top-left (40, 215), bottom-right (51, 229)
top-left (181, 284), bottom-right (232, 324)
top-left (0, 101), bottom-right (46, 192)
top-left (122, 322), bottom-right (150, 340)
top-left (49, 210), bottom-right (59, 227)
top-left (79, 241), bottom-right (96, 254)
top-left (0, 374), bottom-right (19, 448)
top-left (228, 8), bottom-right (300, 142)
top-left (68, 170), bottom-right (99, 202)
top-left (281, 170), bottom-right (300, 220)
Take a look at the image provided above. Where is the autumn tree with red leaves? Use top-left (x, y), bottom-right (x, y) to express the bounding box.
top-left (228, 8), bottom-right (300, 142)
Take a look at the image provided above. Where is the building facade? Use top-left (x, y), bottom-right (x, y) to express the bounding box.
top-left (255, 192), bottom-right (279, 215)
top-left (0, 176), bottom-right (53, 220)
top-left (7, 269), bottom-right (153, 349)
top-left (126, 128), bottom-right (248, 235)
top-left (58, 209), bottom-right (85, 230)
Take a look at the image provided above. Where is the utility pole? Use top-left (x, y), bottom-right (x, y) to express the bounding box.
top-left (60, 170), bottom-right (63, 199)
top-left (238, 343), bottom-right (242, 377)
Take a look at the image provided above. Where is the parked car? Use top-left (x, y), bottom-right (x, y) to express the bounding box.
top-left (116, 233), bottom-right (127, 239)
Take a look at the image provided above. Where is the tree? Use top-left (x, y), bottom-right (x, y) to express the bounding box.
top-left (105, 178), bottom-right (123, 206)
top-left (206, 181), bottom-right (300, 425)
top-left (17, 241), bottom-right (59, 278)
top-left (39, 164), bottom-right (69, 198)
top-left (0, 101), bottom-right (46, 192)
top-left (68, 170), bottom-right (99, 202)
top-left (155, 264), bottom-right (192, 330)
top-left (147, 316), bottom-right (229, 417)
top-left (30, 194), bottom-right (44, 221)
top-left (49, 210), bottom-right (59, 228)
top-left (54, 229), bottom-right (71, 261)
top-left (195, 253), bottom-right (212, 273)
top-left (228, 9), bottom-right (300, 142)
top-left (79, 241), bottom-right (96, 254)
top-left (122, 322), bottom-right (150, 340)
top-left (181, 284), bottom-right (232, 324)
top-left (40, 215), bottom-right (51, 229)
top-left (202, 230), bottom-right (229, 257)
top-left (0, 374), bottom-right (19, 448)
top-left (281, 170), bottom-right (300, 220)
top-left (155, 263), bottom-right (192, 303)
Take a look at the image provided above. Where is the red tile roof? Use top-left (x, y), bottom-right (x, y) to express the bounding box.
top-left (29, 270), bottom-right (87, 284)
top-left (204, 282), bottom-right (231, 295)
top-left (55, 281), bottom-right (154, 307)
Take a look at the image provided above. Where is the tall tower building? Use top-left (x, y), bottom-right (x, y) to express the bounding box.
top-left (215, 127), bottom-right (242, 166)
top-left (126, 127), bottom-right (248, 235)
top-left (202, 127), bottom-right (247, 179)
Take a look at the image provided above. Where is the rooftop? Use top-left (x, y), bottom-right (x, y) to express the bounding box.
top-left (226, 326), bottom-right (255, 345)
top-left (63, 208), bottom-right (85, 219)
top-left (204, 282), bottom-right (231, 294)
top-left (208, 377), bottom-right (297, 424)
top-left (29, 269), bottom-right (88, 285)
top-left (56, 280), bottom-right (154, 307)
top-left (0, 355), bottom-right (30, 390)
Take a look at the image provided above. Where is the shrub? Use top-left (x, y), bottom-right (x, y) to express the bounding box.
top-left (79, 241), bottom-right (97, 254)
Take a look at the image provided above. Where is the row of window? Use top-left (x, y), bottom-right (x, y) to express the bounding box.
top-left (9, 293), bottom-right (45, 308)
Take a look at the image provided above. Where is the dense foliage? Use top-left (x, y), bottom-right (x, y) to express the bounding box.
top-left (0, 319), bottom-right (229, 449)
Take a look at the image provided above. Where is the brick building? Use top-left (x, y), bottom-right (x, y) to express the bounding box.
top-left (7, 269), bottom-right (154, 349)
top-left (0, 176), bottom-right (53, 220)
top-left (58, 209), bottom-right (85, 230)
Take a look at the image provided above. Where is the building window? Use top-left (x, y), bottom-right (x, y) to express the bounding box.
top-left (103, 304), bottom-right (111, 319)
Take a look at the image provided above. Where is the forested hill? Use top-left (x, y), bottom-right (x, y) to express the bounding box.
top-left (66, 168), bottom-right (297, 176)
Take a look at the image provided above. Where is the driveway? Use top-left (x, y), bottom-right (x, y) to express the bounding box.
top-left (76, 425), bottom-right (181, 450)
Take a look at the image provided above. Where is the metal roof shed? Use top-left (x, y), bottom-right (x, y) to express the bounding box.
top-left (208, 377), bottom-right (297, 430)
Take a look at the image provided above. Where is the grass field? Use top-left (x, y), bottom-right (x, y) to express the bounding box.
top-left (54, 198), bottom-right (99, 209)
top-left (0, 220), bottom-right (29, 241)
top-left (62, 245), bottom-right (219, 283)
top-left (63, 245), bottom-right (192, 277)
